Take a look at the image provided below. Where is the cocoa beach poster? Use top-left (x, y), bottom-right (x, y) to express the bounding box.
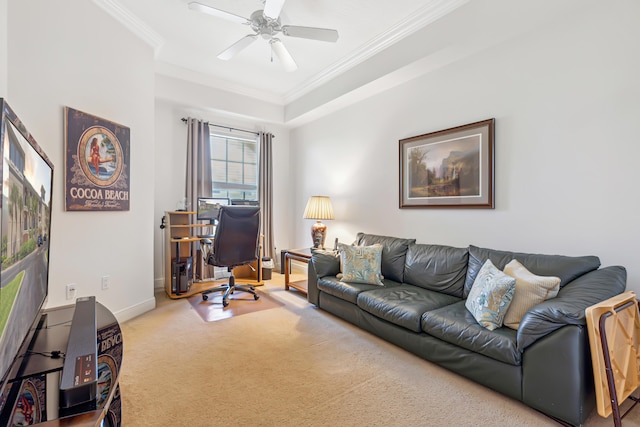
top-left (64, 107), bottom-right (130, 211)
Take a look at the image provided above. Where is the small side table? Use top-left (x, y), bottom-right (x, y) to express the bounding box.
top-left (283, 248), bottom-right (312, 295)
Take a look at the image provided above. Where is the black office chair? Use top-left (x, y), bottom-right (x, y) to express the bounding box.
top-left (200, 205), bottom-right (261, 307)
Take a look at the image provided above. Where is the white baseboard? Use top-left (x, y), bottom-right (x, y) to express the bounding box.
top-left (113, 296), bottom-right (156, 323)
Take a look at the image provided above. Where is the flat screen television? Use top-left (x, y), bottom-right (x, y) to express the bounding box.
top-left (0, 99), bottom-right (54, 390)
top-left (196, 197), bottom-right (228, 224)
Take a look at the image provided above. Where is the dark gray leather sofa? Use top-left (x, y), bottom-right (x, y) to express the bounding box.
top-left (307, 233), bottom-right (627, 426)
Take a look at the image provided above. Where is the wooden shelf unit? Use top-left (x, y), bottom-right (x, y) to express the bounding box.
top-left (164, 211), bottom-right (262, 299)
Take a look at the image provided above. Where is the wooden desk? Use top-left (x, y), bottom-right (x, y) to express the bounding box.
top-left (164, 211), bottom-right (262, 299)
top-left (283, 248), bottom-right (312, 295)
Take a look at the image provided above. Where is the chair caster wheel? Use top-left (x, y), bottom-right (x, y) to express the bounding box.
top-left (254, 294), bottom-right (260, 301)
top-left (202, 294), bottom-right (208, 301)
top-left (222, 299), bottom-right (229, 307)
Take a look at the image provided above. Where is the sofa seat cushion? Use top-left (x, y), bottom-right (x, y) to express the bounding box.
top-left (357, 284), bottom-right (460, 333)
top-left (421, 301), bottom-right (520, 365)
top-left (317, 276), bottom-right (402, 304)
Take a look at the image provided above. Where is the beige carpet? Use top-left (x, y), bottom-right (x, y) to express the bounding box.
top-left (119, 273), bottom-right (640, 426)
top-left (187, 286), bottom-right (284, 322)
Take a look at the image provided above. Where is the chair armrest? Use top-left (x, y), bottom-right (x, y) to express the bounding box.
top-left (516, 266), bottom-right (626, 351)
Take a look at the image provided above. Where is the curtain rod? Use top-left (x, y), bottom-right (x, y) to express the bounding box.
top-left (181, 117), bottom-right (259, 136)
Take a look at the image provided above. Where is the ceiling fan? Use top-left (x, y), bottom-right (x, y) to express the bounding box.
top-left (188, 0), bottom-right (339, 72)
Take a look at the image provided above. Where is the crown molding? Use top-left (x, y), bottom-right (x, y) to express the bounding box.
top-left (284, 0), bottom-right (469, 104)
top-left (155, 61), bottom-right (285, 106)
top-left (91, 0), bottom-right (467, 109)
top-left (92, 0), bottom-right (164, 57)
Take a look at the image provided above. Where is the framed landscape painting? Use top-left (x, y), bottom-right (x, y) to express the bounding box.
top-left (399, 118), bottom-right (494, 209)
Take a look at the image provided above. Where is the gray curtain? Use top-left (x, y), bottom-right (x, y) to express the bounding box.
top-left (259, 132), bottom-right (274, 260)
top-left (186, 118), bottom-right (212, 211)
top-left (186, 116), bottom-right (212, 261)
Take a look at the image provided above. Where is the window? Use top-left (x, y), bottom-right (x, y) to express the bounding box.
top-left (209, 133), bottom-right (258, 201)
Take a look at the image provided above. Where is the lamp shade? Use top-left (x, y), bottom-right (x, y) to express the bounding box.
top-left (303, 196), bottom-right (334, 220)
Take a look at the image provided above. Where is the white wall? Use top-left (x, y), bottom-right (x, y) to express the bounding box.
top-left (290, 1), bottom-right (640, 291)
top-left (7, 0), bottom-right (156, 320)
top-left (5, 0), bottom-right (636, 320)
top-left (153, 79), bottom-right (292, 287)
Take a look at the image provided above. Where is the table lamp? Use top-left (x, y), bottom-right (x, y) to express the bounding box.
top-left (303, 196), bottom-right (334, 249)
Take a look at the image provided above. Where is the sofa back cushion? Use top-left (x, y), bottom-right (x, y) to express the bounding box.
top-left (403, 243), bottom-right (469, 297)
top-left (464, 245), bottom-right (601, 298)
top-left (355, 233), bottom-right (416, 283)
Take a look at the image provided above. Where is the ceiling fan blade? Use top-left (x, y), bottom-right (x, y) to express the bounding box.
top-left (281, 26), bottom-right (339, 43)
top-left (188, 2), bottom-right (250, 25)
top-left (263, 0), bottom-right (286, 19)
top-left (270, 39), bottom-right (297, 72)
top-left (218, 35), bottom-right (258, 60)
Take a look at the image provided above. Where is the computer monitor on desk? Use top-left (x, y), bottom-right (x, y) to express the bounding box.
top-left (196, 197), bottom-right (229, 224)
top-left (230, 199), bottom-right (259, 206)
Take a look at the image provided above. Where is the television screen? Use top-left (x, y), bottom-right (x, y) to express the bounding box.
top-left (196, 197), bottom-right (228, 223)
top-left (0, 99), bottom-right (53, 387)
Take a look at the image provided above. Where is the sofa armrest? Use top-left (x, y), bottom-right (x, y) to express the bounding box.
top-left (307, 249), bottom-right (340, 306)
top-left (517, 265), bottom-right (626, 351)
top-left (308, 259), bottom-right (321, 306)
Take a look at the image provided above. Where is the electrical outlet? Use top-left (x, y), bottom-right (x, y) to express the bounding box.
top-left (101, 275), bottom-right (110, 290)
top-left (66, 283), bottom-right (77, 300)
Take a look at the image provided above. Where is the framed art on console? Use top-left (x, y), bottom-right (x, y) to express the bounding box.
top-left (399, 118), bottom-right (494, 209)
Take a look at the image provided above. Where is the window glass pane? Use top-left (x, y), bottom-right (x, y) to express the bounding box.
top-left (244, 163), bottom-right (256, 184)
top-left (211, 138), bottom-right (226, 160)
top-left (245, 144), bottom-right (257, 164)
top-left (212, 160), bottom-right (226, 182)
top-left (227, 162), bottom-right (243, 184)
top-left (228, 141), bottom-right (244, 162)
top-left (209, 132), bottom-right (259, 202)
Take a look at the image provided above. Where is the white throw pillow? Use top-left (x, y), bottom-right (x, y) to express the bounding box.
top-left (502, 259), bottom-right (561, 330)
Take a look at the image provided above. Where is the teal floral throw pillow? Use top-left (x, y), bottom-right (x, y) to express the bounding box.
top-left (465, 259), bottom-right (516, 330)
top-left (338, 243), bottom-right (384, 285)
